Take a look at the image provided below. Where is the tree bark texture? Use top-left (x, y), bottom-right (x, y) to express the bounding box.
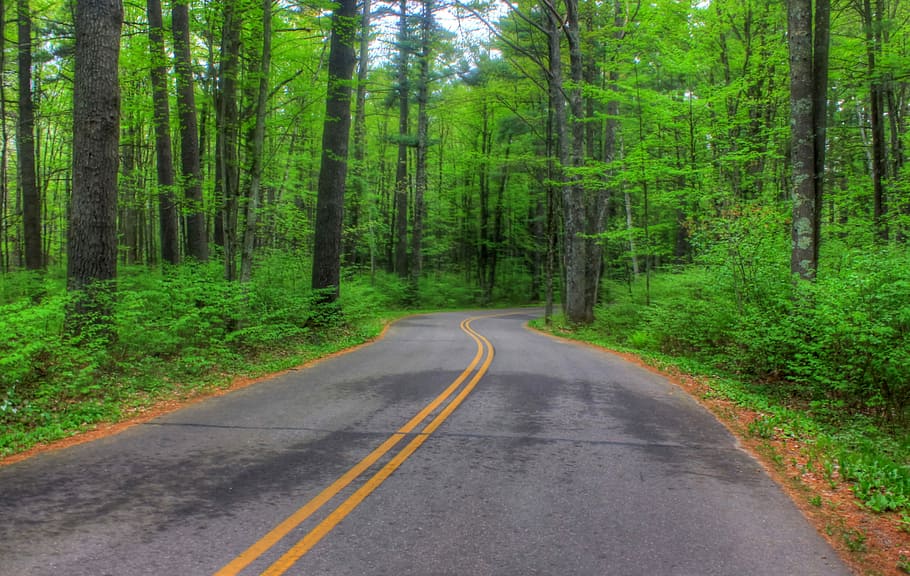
top-left (344, 0), bottom-right (371, 266)
top-left (219, 0), bottom-right (241, 280)
top-left (863, 0), bottom-right (888, 240)
top-left (173, 0), bottom-right (208, 262)
top-left (544, 0), bottom-right (568, 319)
top-left (394, 0), bottom-right (410, 278)
top-left (812, 0), bottom-right (830, 260)
top-left (788, 0), bottom-right (817, 280)
top-left (310, 0), bottom-right (357, 299)
top-left (411, 0), bottom-right (432, 289)
top-left (563, 0), bottom-right (588, 323)
top-left (68, 0), bottom-right (122, 331)
top-left (147, 0), bottom-right (179, 266)
top-left (240, 0), bottom-right (271, 283)
top-left (18, 0), bottom-right (41, 270)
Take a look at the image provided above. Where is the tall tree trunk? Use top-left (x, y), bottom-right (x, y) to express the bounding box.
top-left (119, 121), bottom-right (140, 265)
top-left (624, 186), bottom-right (639, 277)
top-left (411, 0), bottom-right (432, 291)
top-left (863, 0), bottom-right (888, 240)
top-left (310, 0), bottom-right (357, 300)
top-left (562, 0), bottom-right (587, 323)
top-left (173, 0), bottom-right (208, 262)
top-left (18, 0), bottom-right (41, 271)
top-left (812, 0), bottom-right (830, 262)
top-left (543, 0), bottom-right (568, 320)
top-left (240, 0), bottom-right (271, 284)
top-left (148, 0), bottom-right (179, 266)
top-left (583, 0), bottom-right (625, 321)
top-left (394, 0), bottom-right (410, 277)
top-left (345, 0), bottom-right (371, 266)
top-left (219, 0), bottom-right (242, 280)
top-left (0, 0), bottom-right (6, 273)
top-left (478, 99), bottom-right (491, 302)
top-left (788, 0), bottom-right (819, 280)
top-left (67, 0), bottom-right (122, 336)
top-left (489, 137), bottom-right (510, 298)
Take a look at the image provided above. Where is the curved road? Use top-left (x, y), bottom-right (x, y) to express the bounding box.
top-left (0, 310), bottom-right (851, 575)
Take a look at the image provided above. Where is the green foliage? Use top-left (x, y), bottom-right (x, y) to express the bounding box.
top-left (834, 427), bottom-right (910, 512)
top-left (0, 251), bottom-right (502, 457)
top-left (535, 229), bottom-right (910, 513)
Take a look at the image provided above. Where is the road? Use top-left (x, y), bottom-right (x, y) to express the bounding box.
top-left (0, 310), bottom-right (851, 575)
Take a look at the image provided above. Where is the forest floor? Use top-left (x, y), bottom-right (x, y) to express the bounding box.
top-left (535, 325), bottom-right (910, 576)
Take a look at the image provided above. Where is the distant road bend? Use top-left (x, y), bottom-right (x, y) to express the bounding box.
top-left (0, 310), bottom-right (851, 575)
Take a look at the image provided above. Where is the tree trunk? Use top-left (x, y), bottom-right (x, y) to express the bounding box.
top-left (345, 0), bottom-right (371, 266)
top-left (18, 0), bottom-right (41, 271)
top-left (240, 0), bottom-right (271, 284)
top-left (147, 0), bottom-right (179, 266)
top-left (543, 0), bottom-right (568, 321)
top-left (173, 0), bottom-right (208, 262)
top-left (863, 0), bottom-right (888, 240)
top-left (219, 0), bottom-right (241, 280)
top-left (563, 0), bottom-right (587, 323)
top-left (119, 122), bottom-right (140, 265)
top-left (812, 0), bottom-right (830, 261)
top-left (478, 100), bottom-right (491, 302)
top-left (394, 0), bottom-right (410, 278)
top-left (0, 0), bottom-right (6, 273)
top-left (310, 0), bottom-right (357, 300)
top-left (67, 0), bottom-right (122, 335)
top-left (489, 137), bottom-right (510, 298)
top-left (583, 1), bottom-right (624, 321)
top-left (788, 0), bottom-right (818, 280)
top-left (624, 187), bottom-right (639, 277)
top-left (411, 0), bottom-right (432, 292)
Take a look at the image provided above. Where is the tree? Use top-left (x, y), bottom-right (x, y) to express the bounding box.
top-left (218, 0), bottom-right (242, 281)
top-left (67, 0), bottom-right (123, 334)
top-left (310, 0), bottom-right (358, 300)
top-left (173, 0), bottom-right (208, 262)
top-left (394, 0), bottom-right (410, 278)
top-left (147, 0), bottom-right (179, 266)
top-left (411, 0), bottom-right (434, 290)
top-left (788, 0), bottom-right (829, 280)
top-left (17, 0), bottom-right (41, 270)
top-left (858, 0), bottom-right (888, 240)
top-left (344, 0), bottom-right (372, 267)
top-left (240, 0), bottom-right (272, 283)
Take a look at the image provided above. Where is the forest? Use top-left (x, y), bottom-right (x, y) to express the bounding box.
top-left (0, 0), bottom-right (909, 554)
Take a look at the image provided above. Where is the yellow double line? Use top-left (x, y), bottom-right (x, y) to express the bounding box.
top-left (215, 315), bottom-right (496, 576)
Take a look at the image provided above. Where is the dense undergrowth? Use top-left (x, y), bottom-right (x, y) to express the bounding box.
top-left (0, 251), bottom-right (482, 458)
top-left (540, 236), bottom-right (910, 517)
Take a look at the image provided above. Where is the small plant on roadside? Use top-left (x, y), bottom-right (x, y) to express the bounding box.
top-left (748, 414), bottom-right (776, 439)
top-left (842, 528), bottom-right (867, 553)
top-left (809, 495), bottom-right (822, 507)
top-left (822, 458), bottom-right (838, 488)
top-left (898, 555), bottom-right (910, 574)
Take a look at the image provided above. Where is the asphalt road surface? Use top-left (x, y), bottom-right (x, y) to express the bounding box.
top-left (0, 310), bottom-right (852, 576)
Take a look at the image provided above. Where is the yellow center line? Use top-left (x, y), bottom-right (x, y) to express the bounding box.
top-left (214, 316), bottom-right (491, 576)
top-left (260, 319), bottom-right (495, 576)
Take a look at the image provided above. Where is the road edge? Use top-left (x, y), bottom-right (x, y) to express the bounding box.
top-left (0, 318), bottom-right (403, 468)
top-left (524, 322), bottom-right (892, 576)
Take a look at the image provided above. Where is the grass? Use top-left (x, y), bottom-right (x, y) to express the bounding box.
top-left (0, 256), bottom-right (495, 459)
